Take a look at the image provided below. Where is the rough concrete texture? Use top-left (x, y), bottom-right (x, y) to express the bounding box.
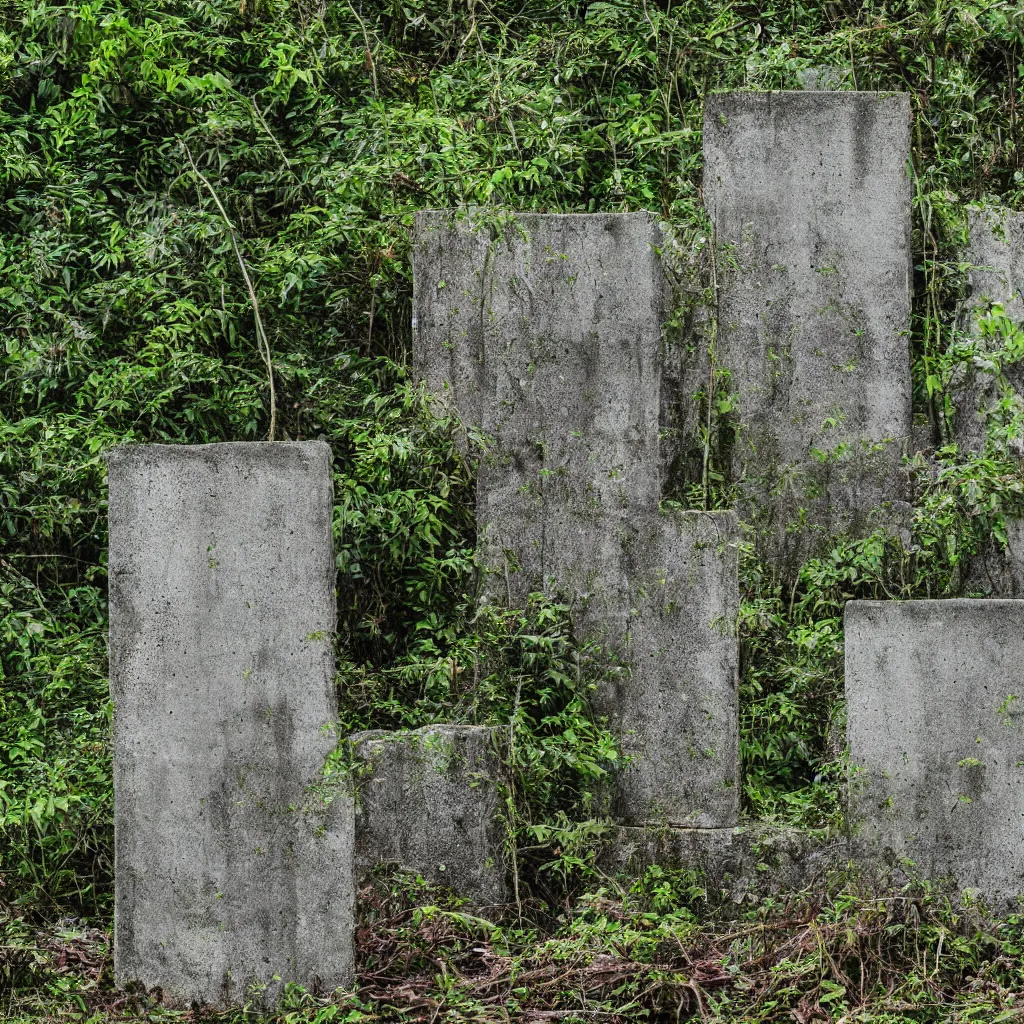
top-left (560, 508), bottom-right (741, 828)
top-left (414, 209), bottom-right (666, 517)
top-left (602, 825), bottom-right (848, 899)
top-left (846, 600), bottom-right (1024, 902)
top-left (413, 213), bottom-right (740, 827)
top-left (953, 207), bottom-right (1024, 453)
top-left (349, 725), bottom-right (509, 906)
top-left (108, 442), bottom-right (354, 1008)
top-left (704, 92), bottom-right (913, 568)
top-left (964, 519), bottom-right (1024, 598)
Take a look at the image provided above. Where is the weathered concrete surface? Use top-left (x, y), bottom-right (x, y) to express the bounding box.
top-left (846, 600), bottom-right (1024, 902)
top-left (108, 442), bottom-right (354, 1008)
top-left (413, 213), bottom-right (740, 827)
top-left (412, 211), bottom-right (492, 443)
top-left (953, 207), bottom-right (1024, 453)
top-left (478, 505), bottom-right (740, 828)
top-left (963, 519), bottom-right (1024, 598)
top-left (350, 725), bottom-right (508, 905)
top-left (601, 824), bottom-right (849, 898)
top-left (563, 509), bottom-right (740, 828)
top-left (704, 92), bottom-right (913, 568)
top-left (414, 210), bottom-right (667, 518)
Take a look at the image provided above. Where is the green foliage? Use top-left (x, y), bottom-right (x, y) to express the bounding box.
top-left (2, 4), bottom-right (1024, 1010)
top-left (0, 562), bottom-right (110, 914)
top-left (9, 880), bottom-right (1024, 1022)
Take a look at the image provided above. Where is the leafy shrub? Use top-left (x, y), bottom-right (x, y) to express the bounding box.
top-left (2, 0), bottom-right (1024, 923)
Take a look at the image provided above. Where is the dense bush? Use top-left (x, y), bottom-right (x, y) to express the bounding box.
top-left (2, 0), bottom-right (1024, 930)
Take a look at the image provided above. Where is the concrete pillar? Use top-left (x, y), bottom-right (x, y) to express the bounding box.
top-left (846, 599), bottom-right (1024, 902)
top-left (954, 206), bottom-right (1024, 453)
top-left (704, 92), bottom-right (913, 569)
top-left (350, 725), bottom-right (508, 905)
top-left (592, 509), bottom-right (739, 827)
top-left (413, 212), bottom-right (740, 827)
top-left (108, 442), bottom-right (354, 1008)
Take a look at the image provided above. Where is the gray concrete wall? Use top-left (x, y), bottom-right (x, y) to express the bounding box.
top-left (567, 509), bottom-right (740, 827)
top-left (108, 442), bottom-right (354, 1008)
top-left (412, 212), bottom-right (740, 828)
top-left (704, 92), bottom-right (913, 568)
top-left (846, 600), bottom-right (1024, 902)
top-left (414, 210), bottom-right (667, 527)
top-left (954, 207), bottom-right (1024, 453)
top-left (602, 824), bottom-right (847, 900)
top-left (350, 725), bottom-right (508, 906)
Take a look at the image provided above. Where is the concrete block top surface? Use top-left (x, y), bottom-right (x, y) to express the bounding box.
top-left (846, 599), bottom-right (1024, 900)
top-left (108, 441), bottom-right (353, 1007)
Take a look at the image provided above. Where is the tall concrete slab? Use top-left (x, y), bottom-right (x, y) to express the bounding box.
top-left (108, 442), bottom-right (354, 1008)
top-left (953, 208), bottom-right (1024, 592)
top-left (413, 212), bottom-right (740, 827)
top-left (704, 92), bottom-right (913, 568)
top-left (587, 509), bottom-right (740, 826)
top-left (414, 210), bottom-right (666, 536)
top-left (954, 207), bottom-right (1024, 453)
top-left (350, 725), bottom-right (508, 905)
top-left (490, 505), bottom-right (740, 826)
top-left (846, 600), bottom-right (1024, 901)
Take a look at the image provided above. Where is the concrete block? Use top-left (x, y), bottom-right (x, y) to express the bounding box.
top-left (953, 207), bottom-right (1024, 453)
top-left (414, 210), bottom-right (667, 518)
top-left (601, 824), bottom-right (847, 898)
top-left (846, 600), bottom-right (1024, 902)
top-left (481, 507), bottom-right (740, 827)
top-left (108, 442), bottom-right (354, 1008)
top-left (704, 92), bottom-right (913, 567)
top-left (412, 212), bottom-right (740, 829)
top-left (963, 519), bottom-right (1024, 598)
top-left (350, 725), bottom-right (508, 906)
top-left (572, 509), bottom-right (740, 828)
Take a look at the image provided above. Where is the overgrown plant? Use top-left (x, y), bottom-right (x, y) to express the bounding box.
top-left (2, 7), bottom-right (1024, 1020)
